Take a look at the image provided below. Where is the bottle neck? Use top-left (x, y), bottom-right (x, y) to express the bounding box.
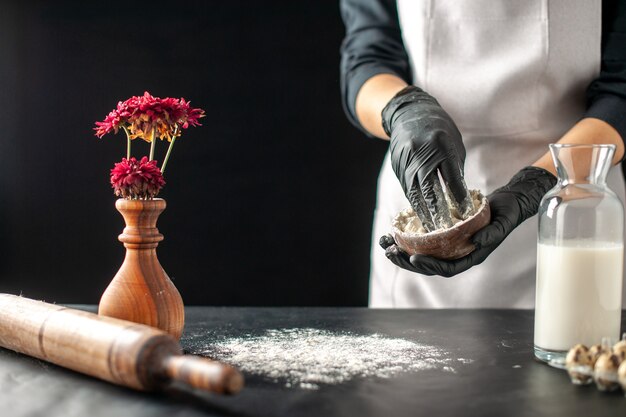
top-left (116, 198), bottom-right (165, 249)
top-left (551, 145), bottom-right (614, 186)
top-left (556, 176), bottom-right (606, 186)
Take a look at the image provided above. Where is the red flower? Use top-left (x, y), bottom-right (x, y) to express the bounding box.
top-left (94, 91), bottom-right (205, 142)
top-left (110, 156), bottom-right (166, 199)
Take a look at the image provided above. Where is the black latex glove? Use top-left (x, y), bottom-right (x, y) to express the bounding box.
top-left (380, 166), bottom-right (557, 277)
top-left (382, 85), bottom-right (472, 232)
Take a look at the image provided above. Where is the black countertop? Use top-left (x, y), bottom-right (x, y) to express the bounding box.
top-left (1, 307), bottom-right (625, 417)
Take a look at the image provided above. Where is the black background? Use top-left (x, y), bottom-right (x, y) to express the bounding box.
top-left (0, 1), bottom-right (387, 305)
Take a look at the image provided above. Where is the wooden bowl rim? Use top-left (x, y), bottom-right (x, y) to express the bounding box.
top-left (392, 193), bottom-right (489, 240)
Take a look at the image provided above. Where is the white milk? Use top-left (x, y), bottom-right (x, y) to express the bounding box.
top-left (534, 241), bottom-right (624, 352)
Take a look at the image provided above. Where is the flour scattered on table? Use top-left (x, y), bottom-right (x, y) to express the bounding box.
top-left (200, 328), bottom-right (465, 390)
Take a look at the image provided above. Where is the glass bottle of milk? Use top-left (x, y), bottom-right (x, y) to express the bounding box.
top-left (534, 144), bottom-right (624, 364)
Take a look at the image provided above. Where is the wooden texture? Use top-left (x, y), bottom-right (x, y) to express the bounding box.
top-left (0, 294), bottom-right (243, 394)
top-left (99, 198), bottom-right (185, 340)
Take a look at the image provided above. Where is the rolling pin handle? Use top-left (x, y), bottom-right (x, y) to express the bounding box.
top-left (163, 355), bottom-right (244, 395)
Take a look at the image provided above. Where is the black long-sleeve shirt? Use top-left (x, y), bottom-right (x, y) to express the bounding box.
top-left (340, 0), bottom-right (626, 141)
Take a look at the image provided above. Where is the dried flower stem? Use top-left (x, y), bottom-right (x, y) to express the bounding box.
top-left (160, 125), bottom-right (178, 175)
top-left (149, 128), bottom-right (156, 161)
top-left (121, 126), bottom-right (131, 159)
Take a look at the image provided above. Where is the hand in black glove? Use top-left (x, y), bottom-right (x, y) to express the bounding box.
top-left (380, 166), bottom-right (557, 277)
top-left (382, 86), bottom-right (472, 232)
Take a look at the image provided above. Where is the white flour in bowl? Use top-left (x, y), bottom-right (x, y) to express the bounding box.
top-left (200, 328), bottom-right (467, 390)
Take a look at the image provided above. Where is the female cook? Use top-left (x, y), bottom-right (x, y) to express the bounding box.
top-left (340, 0), bottom-right (626, 307)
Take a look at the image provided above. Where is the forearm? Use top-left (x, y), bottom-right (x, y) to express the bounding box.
top-left (355, 74), bottom-right (408, 140)
top-left (532, 117), bottom-right (625, 175)
top-left (339, 0), bottom-right (412, 136)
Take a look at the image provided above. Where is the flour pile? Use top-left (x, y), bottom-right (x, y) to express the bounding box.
top-left (201, 328), bottom-right (464, 390)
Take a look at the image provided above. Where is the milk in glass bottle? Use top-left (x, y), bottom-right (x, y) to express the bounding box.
top-left (534, 144), bottom-right (624, 363)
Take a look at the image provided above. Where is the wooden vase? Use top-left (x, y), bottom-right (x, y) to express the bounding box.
top-left (99, 198), bottom-right (185, 340)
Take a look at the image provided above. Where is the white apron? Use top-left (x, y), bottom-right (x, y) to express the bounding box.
top-left (370, 0), bottom-right (626, 308)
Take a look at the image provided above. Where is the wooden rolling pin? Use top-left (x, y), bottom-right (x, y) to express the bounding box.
top-left (0, 294), bottom-right (243, 394)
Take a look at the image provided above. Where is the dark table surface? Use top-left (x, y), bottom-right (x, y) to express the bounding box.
top-left (1, 307), bottom-right (625, 417)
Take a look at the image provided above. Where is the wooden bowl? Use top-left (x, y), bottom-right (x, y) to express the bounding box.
top-left (391, 191), bottom-right (491, 260)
